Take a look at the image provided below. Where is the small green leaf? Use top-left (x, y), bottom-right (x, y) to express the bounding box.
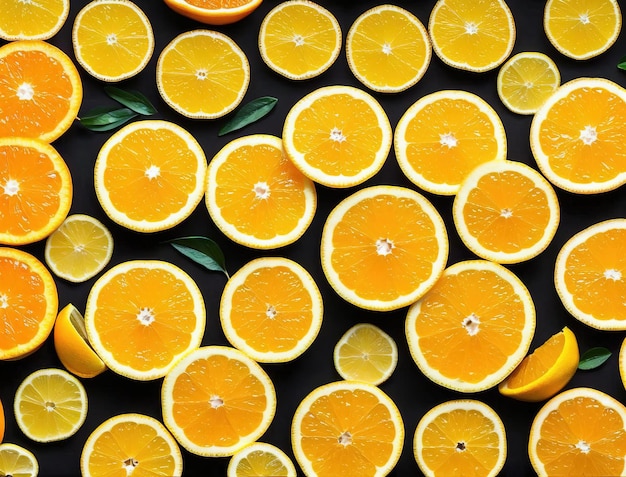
top-left (79, 107), bottom-right (138, 131)
top-left (168, 236), bottom-right (229, 278)
top-left (104, 86), bottom-right (157, 115)
top-left (618, 56), bottom-right (626, 70)
top-left (218, 96), bottom-right (278, 136)
top-left (578, 347), bottom-right (612, 370)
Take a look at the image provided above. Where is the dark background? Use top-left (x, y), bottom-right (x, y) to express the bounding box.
top-left (2, 0), bottom-right (626, 475)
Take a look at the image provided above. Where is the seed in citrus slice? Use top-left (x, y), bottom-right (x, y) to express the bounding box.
top-left (14, 368), bottom-right (88, 443)
top-left (406, 259), bottom-right (536, 393)
top-left (53, 303), bottom-right (107, 379)
top-left (205, 134), bottom-right (317, 249)
top-left (80, 413), bottom-right (183, 477)
top-left (452, 160), bottom-right (560, 264)
top-left (530, 77), bottom-right (626, 194)
top-left (161, 345), bottom-right (277, 457)
top-left (346, 4), bottom-right (431, 93)
top-left (72, 0), bottom-right (154, 82)
top-left (333, 323), bottom-right (398, 386)
top-left (414, 399), bottom-right (506, 477)
top-left (0, 40), bottom-right (82, 142)
top-left (157, 30), bottom-right (249, 119)
top-left (0, 247), bottom-right (58, 360)
top-left (282, 85), bottom-right (392, 188)
top-left (428, 0), bottom-right (515, 72)
top-left (544, 0), bottom-right (622, 60)
top-left (258, 0), bottom-right (341, 80)
top-left (394, 90), bottom-right (507, 195)
top-left (0, 138), bottom-right (72, 246)
top-left (163, 0), bottom-right (263, 25)
top-left (45, 214), bottom-right (113, 283)
top-left (94, 120), bottom-right (207, 233)
top-left (220, 257), bottom-right (323, 363)
top-left (291, 380), bottom-right (404, 477)
top-left (554, 218), bottom-right (626, 330)
top-left (321, 185), bottom-right (448, 312)
top-left (227, 442), bottom-right (297, 477)
top-left (84, 260), bottom-right (206, 381)
top-left (529, 387), bottom-right (626, 476)
top-left (0, 443), bottom-right (38, 477)
top-left (0, 0), bottom-right (69, 41)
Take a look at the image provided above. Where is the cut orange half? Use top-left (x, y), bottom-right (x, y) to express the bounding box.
top-left (163, 0), bottom-right (263, 25)
top-left (0, 0), bottom-right (69, 40)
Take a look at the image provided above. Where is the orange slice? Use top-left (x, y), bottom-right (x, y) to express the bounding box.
top-left (0, 247), bottom-right (58, 360)
top-left (291, 381), bottom-right (404, 477)
top-left (620, 337), bottom-right (626, 390)
top-left (452, 160), bottom-right (560, 264)
top-left (0, 137), bottom-right (72, 246)
top-left (161, 345), bottom-right (277, 457)
top-left (84, 260), bottom-right (206, 380)
top-left (346, 4), bottom-right (431, 93)
top-left (394, 90), bottom-right (507, 195)
top-left (0, 443), bottom-right (38, 477)
top-left (163, 0), bottom-right (263, 25)
top-left (0, 398), bottom-right (3, 443)
top-left (554, 218), bottom-right (626, 330)
top-left (530, 77), bottom-right (626, 194)
top-left (227, 442), bottom-right (297, 477)
top-left (205, 134), bottom-right (316, 249)
top-left (0, 0), bottom-right (69, 40)
top-left (320, 185), bottom-right (449, 311)
top-left (406, 259), bottom-right (536, 392)
top-left (282, 85), bottom-right (392, 188)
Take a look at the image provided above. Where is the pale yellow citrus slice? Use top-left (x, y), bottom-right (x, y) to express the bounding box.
top-left (163, 0), bottom-right (263, 25)
top-left (0, 443), bottom-right (38, 477)
top-left (620, 337), bottom-right (626, 390)
top-left (227, 442), bottom-right (297, 477)
top-left (0, 0), bottom-right (69, 40)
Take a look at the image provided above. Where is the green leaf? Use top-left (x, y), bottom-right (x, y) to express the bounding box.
top-left (104, 86), bottom-right (157, 115)
top-left (168, 236), bottom-right (229, 278)
top-left (79, 107), bottom-right (138, 131)
top-left (578, 347), bottom-right (612, 370)
top-left (618, 56), bottom-right (626, 70)
top-left (218, 96), bottom-right (278, 136)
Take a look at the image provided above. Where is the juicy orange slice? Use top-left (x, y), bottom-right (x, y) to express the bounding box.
top-left (163, 0), bottom-right (263, 25)
top-left (0, 0), bottom-right (69, 40)
top-left (227, 442), bottom-right (297, 477)
top-left (0, 443), bottom-right (38, 477)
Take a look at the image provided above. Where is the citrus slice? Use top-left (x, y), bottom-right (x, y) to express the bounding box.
top-left (544, 0), bottom-right (622, 60)
top-left (333, 323), bottom-right (398, 386)
top-left (346, 4), bottom-right (431, 93)
top-left (428, 0), bottom-right (515, 72)
top-left (157, 30), bottom-right (250, 119)
top-left (452, 160), bottom-right (560, 264)
top-left (205, 134), bottom-right (317, 249)
top-left (80, 413), bottom-right (183, 477)
top-left (554, 219), bottom-right (626, 330)
top-left (529, 387), bottom-right (626, 476)
top-left (497, 51), bottom-right (561, 114)
top-left (53, 304), bottom-right (107, 379)
top-left (0, 398), bottom-right (4, 442)
top-left (94, 120), bottom-right (207, 233)
top-left (161, 345), bottom-right (277, 457)
top-left (291, 380), bottom-right (404, 477)
top-left (0, 137), bottom-right (72, 246)
top-left (530, 77), bottom-right (626, 194)
top-left (44, 214), bottom-right (113, 283)
top-left (414, 399), bottom-right (506, 477)
top-left (321, 185), bottom-right (449, 311)
top-left (406, 259), bottom-right (536, 392)
top-left (282, 85), bottom-right (392, 188)
top-left (258, 0), bottom-right (341, 80)
top-left (72, 0), bottom-right (154, 82)
top-left (394, 90), bottom-right (507, 195)
top-left (0, 443), bottom-right (38, 477)
top-left (220, 257), bottom-right (323, 363)
top-left (163, 0), bottom-right (263, 25)
top-left (620, 337), bottom-right (626, 390)
top-left (14, 368), bottom-right (88, 443)
top-left (499, 327), bottom-right (579, 402)
top-left (0, 247), bottom-right (58, 360)
top-left (0, 40), bottom-right (82, 142)
top-left (227, 442), bottom-right (297, 477)
top-left (0, 0), bottom-right (69, 40)
top-left (84, 260), bottom-right (206, 380)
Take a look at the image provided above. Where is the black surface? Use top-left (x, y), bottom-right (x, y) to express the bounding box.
top-left (2, 1), bottom-right (626, 476)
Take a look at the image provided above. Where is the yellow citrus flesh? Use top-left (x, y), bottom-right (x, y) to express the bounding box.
top-left (157, 30), bottom-right (250, 119)
top-left (620, 337), bottom-right (626, 391)
top-left (346, 4), bottom-right (431, 93)
top-left (14, 368), bottom-right (88, 443)
top-left (163, 0), bottom-right (263, 25)
top-left (72, 0), bottom-right (154, 82)
top-left (499, 327), bottom-right (579, 402)
top-left (0, 398), bottom-right (3, 443)
top-left (227, 442), bottom-right (297, 477)
top-left (0, 0), bottom-right (69, 40)
top-left (414, 400), bottom-right (506, 477)
top-left (0, 443), bottom-right (38, 477)
top-left (258, 0), bottom-right (341, 80)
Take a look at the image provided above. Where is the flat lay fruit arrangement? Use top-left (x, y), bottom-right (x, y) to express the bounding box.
top-left (1, 0), bottom-right (626, 475)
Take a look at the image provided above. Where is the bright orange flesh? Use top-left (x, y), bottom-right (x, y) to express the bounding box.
top-left (163, 0), bottom-right (263, 25)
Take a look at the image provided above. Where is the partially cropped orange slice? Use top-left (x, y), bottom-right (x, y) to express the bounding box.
top-left (163, 0), bottom-right (263, 25)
